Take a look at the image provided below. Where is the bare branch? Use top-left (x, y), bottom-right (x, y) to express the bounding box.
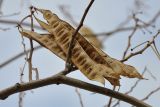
top-left (1, 10), bottom-right (159, 69)
top-left (0, 45), bottom-right (41, 69)
top-left (153, 41), bottom-right (160, 58)
top-left (112, 67), bottom-right (147, 107)
top-left (0, 19), bottom-right (42, 30)
top-left (146, 68), bottom-right (157, 81)
top-left (125, 67), bottom-right (147, 95)
top-left (59, 5), bottom-right (78, 26)
top-left (0, 73), bottom-right (151, 107)
top-left (122, 14), bottom-right (138, 59)
top-left (95, 10), bottom-right (160, 37)
top-left (19, 67), bottom-right (26, 107)
top-left (121, 31), bottom-right (160, 62)
top-left (112, 100), bottom-right (120, 107)
top-left (141, 86), bottom-right (160, 101)
top-left (150, 44), bottom-right (160, 61)
top-left (27, 7), bottom-right (34, 81)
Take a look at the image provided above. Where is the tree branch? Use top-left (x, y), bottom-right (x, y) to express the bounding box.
top-left (0, 19), bottom-right (42, 30)
top-left (65, 0), bottom-right (94, 71)
top-left (0, 72), bottom-right (151, 107)
top-left (1, 10), bottom-right (160, 68)
top-left (0, 45), bottom-right (42, 69)
top-left (121, 31), bottom-right (160, 62)
top-left (95, 10), bottom-right (160, 37)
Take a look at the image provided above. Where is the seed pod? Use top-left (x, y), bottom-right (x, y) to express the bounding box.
top-left (31, 8), bottom-right (143, 85)
top-left (80, 26), bottom-right (103, 49)
top-left (34, 10), bottom-right (120, 85)
top-left (20, 29), bottom-right (66, 60)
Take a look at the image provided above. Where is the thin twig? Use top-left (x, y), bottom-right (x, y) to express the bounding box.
top-left (59, 5), bottom-right (78, 26)
top-left (95, 10), bottom-right (160, 37)
top-left (125, 67), bottom-right (147, 95)
top-left (75, 88), bottom-right (84, 107)
top-left (150, 43), bottom-right (160, 61)
top-left (112, 100), bottom-right (120, 107)
top-left (65, 0), bottom-right (94, 73)
top-left (19, 15), bottom-right (31, 25)
top-left (106, 86), bottom-right (116, 107)
top-left (141, 86), bottom-right (160, 101)
top-left (0, 19), bottom-right (42, 30)
top-left (18, 51), bottom-right (27, 107)
top-left (26, 7), bottom-right (35, 81)
top-left (20, 32), bottom-right (28, 59)
top-left (32, 68), bottom-right (39, 80)
top-left (153, 41), bottom-right (160, 57)
top-left (0, 45), bottom-right (41, 69)
top-left (131, 41), bottom-right (149, 51)
top-left (112, 67), bottom-right (147, 107)
top-left (145, 68), bottom-right (157, 81)
top-left (122, 14), bottom-right (138, 59)
top-left (0, 10), bottom-right (159, 35)
top-left (19, 67), bottom-right (26, 107)
top-left (121, 31), bottom-right (160, 62)
top-left (150, 45), bottom-right (160, 61)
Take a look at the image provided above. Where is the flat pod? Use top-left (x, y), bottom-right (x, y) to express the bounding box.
top-left (58, 19), bottom-right (143, 79)
top-left (34, 12), bottom-right (120, 85)
top-left (20, 29), bottom-right (66, 60)
top-left (31, 7), bottom-right (143, 85)
top-left (79, 26), bottom-right (103, 49)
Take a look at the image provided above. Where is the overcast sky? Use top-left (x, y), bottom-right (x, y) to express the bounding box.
top-left (0, 0), bottom-right (160, 107)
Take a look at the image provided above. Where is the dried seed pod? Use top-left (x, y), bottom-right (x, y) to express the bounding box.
top-left (93, 46), bottom-right (143, 78)
top-left (80, 26), bottom-right (103, 49)
top-left (20, 28), bottom-right (120, 85)
top-left (34, 9), bottom-right (120, 85)
top-left (20, 29), bottom-right (66, 60)
top-left (34, 12), bottom-right (122, 75)
top-left (31, 7), bottom-right (143, 85)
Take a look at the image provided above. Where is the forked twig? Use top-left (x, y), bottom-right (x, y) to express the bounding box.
top-left (122, 14), bottom-right (138, 59)
top-left (121, 31), bottom-right (160, 62)
top-left (131, 41), bottom-right (149, 51)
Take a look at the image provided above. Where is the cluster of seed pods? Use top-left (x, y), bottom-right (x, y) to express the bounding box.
top-left (19, 7), bottom-right (143, 86)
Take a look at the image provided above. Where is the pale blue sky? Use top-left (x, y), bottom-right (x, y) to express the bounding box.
top-left (0, 0), bottom-right (160, 107)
